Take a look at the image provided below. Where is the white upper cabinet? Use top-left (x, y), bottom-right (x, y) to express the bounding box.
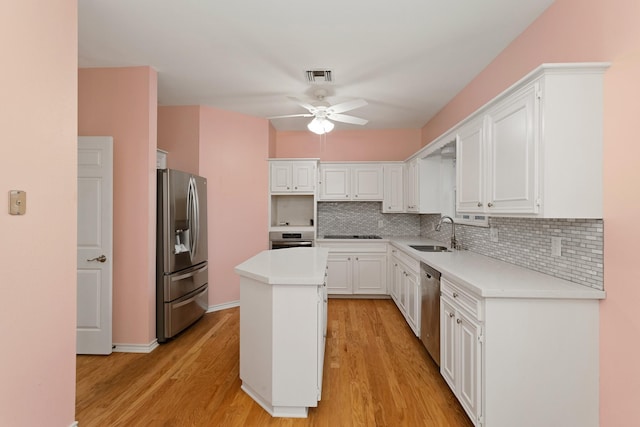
top-left (456, 116), bottom-right (486, 213)
top-left (319, 163), bottom-right (383, 201)
top-left (319, 165), bottom-right (350, 199)
top-left (383, 163), bottom-right (404, 213)
top-left (270, 160), bottom-right (317, 194)
top-left (455, 63), bottom-right (608, 218)
top-left (404, 156), bottom-right (443, 214)
top-left (486, 84), bottom-right (538, 214)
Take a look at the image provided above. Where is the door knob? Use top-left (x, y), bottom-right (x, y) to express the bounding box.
top-left (87, 255), bottom-right (107, 263)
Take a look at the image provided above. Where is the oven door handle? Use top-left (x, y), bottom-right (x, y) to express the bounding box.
top-left (271, 240), bottom-right (314, 249)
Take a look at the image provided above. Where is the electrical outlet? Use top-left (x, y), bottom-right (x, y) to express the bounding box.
top-left (378, 219), bottom-right (384, 228)
top-left (490, 227), bottom-right (499, 242)
top-left (551, 236), bottom-right (562, 257)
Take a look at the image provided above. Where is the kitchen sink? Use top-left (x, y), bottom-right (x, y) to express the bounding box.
top-left (409, 245), bottom-right (450, 252)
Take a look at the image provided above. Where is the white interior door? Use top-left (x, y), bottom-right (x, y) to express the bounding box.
top-left (77, 136), bottom-right (113, 355)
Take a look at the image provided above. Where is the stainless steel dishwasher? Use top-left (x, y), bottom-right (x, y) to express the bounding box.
top-left (420, 262), bottom-right (441, 366)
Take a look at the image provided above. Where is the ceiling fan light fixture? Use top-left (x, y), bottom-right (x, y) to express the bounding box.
top-left (307, 117), bottom-right (334, 135)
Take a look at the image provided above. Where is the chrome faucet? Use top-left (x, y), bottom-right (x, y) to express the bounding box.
top-left (436, 216), bottom-right (459, 250)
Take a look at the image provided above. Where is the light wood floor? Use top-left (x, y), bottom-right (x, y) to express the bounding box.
top-left (76, 299), bottom-right (473, 426)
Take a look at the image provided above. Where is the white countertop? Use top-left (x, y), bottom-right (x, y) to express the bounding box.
top-left (235, 247), bottom-right (329, 285)
top-left (318, 236), bottom-right (605, 299)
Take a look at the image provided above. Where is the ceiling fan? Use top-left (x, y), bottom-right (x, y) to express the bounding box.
top-left (269, 89), bottom-right (368, 134)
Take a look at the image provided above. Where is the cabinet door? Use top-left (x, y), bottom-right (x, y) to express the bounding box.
top-left (319, 165), bottom-right (350, 200)
top-left (317, 284), bottom-right (327, 400)
top-left (352, 165), bottom-right (383, 200)
top-left (270, 162), bottom-right (292, 193)
top-left (405, 159), bottom-right (418, 212)
top-left (353, 254), bottom-right (387, 294)
top-left (383, 164), bottom-right (404, 212)
top-left (440, 298), bottom-right (457, 390)
top-left (457, 310), bottom-right (481, 422)
top-left (325, 254), bottom-right (352, 294)
top-left (486, 84), bottom-right (539, 214)
top-left (292, 162), bottom-right (316, 193)
top-left (389, 257), bottom-right (401, 303)
top-left (456, 117), bottom-right (485, 212)
top-left (405, 270), bottom-right (420, 336)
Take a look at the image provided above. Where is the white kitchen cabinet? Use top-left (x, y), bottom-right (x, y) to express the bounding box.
top-left (236, 248), bottom-right (328, 418)
top-left (325, 253), bottom-right (352, 294)
top-left (456, 116), bottom-right (485, 213)
top-left (389, 247), bottom-right (420, 336)
top-left (319, 242), bottom-right (387, 295)
top-left (270, 160), bottom-right (317, 194)
top-left (404, 157), bottom-right (441, 214)
top-left (383, 163), bottom-right (404, 213)
top-left (440, 273), bottom-right (600, 427)
top-left (404, 159), bottom-right (418, 212)
top-left (319, 163), bottom-right (383, 201)
top-left (454, 63), bottom-right (608, 218)
top-left (440, 279), bottom-right (482, 425)
top-left (486, 84), bottom-right (538, 213)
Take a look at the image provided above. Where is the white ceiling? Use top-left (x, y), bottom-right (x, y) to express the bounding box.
top-left (78, 1), bottom-right (555, 132)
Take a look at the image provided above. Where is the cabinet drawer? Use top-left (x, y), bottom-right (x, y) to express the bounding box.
top-left (389, 247), bottom-right (420, 273)
top-left (441, 277), bottom-right (482, 321)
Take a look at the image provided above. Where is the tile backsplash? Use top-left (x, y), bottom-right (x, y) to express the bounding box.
top-left (317, 202), bottom-right (604, 290)
top-left (420, 215), bottom-right (604, 290)
top-left (317, 202), bottom-right (420, 237)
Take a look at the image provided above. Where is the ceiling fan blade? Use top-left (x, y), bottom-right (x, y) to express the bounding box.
top-left (287, 96), bottom-right (317, 113)
top-left (327, 113), bottom-right (368, 126)
top-left (267, 113), bottom-right (313, 119)
top-left (327, 99), bottom-right (368, 114)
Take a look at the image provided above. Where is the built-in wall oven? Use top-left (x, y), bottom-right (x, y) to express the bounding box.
top-left (269, 231), bottom-right (314, 250)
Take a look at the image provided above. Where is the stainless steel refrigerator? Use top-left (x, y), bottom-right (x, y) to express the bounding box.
top-left (156, 169), bottom-right (208, 342)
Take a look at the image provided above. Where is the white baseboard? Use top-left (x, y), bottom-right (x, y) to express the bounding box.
top-left (207, 300), bottom-right (239, 313)
top-left (69, 422), bottom-right (79, 427)
top-left (112, 339), bottom-right (159, 354)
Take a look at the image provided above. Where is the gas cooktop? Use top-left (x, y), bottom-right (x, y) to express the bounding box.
top-left (323, 235), bottom-right (383, 239)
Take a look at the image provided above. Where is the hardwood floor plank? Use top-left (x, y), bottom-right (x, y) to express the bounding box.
top-left (76, 299), bottom-right (473, 427)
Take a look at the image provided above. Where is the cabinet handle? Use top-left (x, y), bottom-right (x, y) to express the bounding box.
top-left (287, 186), bottom-right (290, 190)
top-left (449, 313), bottom-right (454, 318)
top-left (348, 257), bottom-right (351, 261)
top-left (488, 202), bottom-right (494, 207)
top-left (346, 194), bottom-right (349, 198)
top-left (355, 257), bottom-right (359, 261)
top-left (355, 194), bottom-right (358, 197)
top-left (453, 292), bottom-right (458, 298)
top-left (388, 206), bottom-right (391, 209)
top-left (477, 202), bottom-right (482, 207)
top-left (294, 186), bottom-right (298, 190)
top-left (456, 318), bottom-right (462, 324)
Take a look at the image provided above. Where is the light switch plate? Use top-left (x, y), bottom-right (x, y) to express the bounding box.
top-left (9, 190), bottom-right (26, 215)
top-left (490, 227), bottom-right (499, 242)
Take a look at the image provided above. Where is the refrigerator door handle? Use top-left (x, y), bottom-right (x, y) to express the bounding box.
top-left (193, 177), bottom-right (199, 257)
top-left (188, 177), bottom-right (199, 261)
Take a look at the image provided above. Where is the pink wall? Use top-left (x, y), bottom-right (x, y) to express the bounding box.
top-left (199, 106), bottom-right (270, 305)
top-left (276, 129), bottom-right (421, 160)
top-left (79, 66), bottom-right (159, 346)
top-left (158, 105), bottom-right (200, 174)
top-left (420, 0), bottom-right (640, 424)
top-left (0, 1), bottom-right (77, 426)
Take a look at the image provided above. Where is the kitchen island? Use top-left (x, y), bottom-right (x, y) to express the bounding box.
top-left (234, 247), bottom-right (329, 418)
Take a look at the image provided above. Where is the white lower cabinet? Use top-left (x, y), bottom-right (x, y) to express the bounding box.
top-left (440, 280), bottom-right (482, 425)
top-left (389, 248), bottom-right (420, 336)
top-left (441, 275), bottom-right (600, 427)
top-left (320, 242), bottom-right (387, 295)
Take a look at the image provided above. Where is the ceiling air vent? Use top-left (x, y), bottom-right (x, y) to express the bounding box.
top-left (305, 69), bottom-right (333, 84)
